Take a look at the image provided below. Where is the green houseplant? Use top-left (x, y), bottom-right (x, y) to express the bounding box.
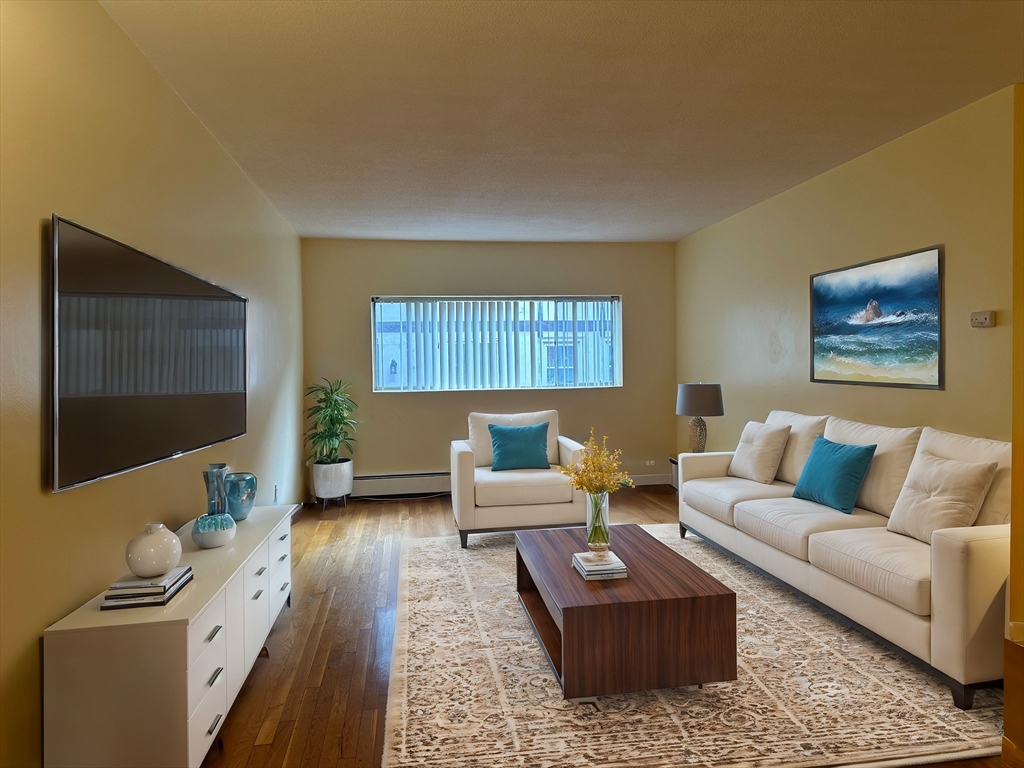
top-left (305, 378), bottom-right (358, 507)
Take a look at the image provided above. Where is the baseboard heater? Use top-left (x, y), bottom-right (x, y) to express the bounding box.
top-left (349, 471), bottom-right (671, 498)
top-left (351, 471), bottom-right (451, 497)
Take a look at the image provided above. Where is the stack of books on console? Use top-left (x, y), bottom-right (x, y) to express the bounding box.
top-left (100, 566), bottom-right (193, 611)
top-left (572, 551), bottom-right (627, 581)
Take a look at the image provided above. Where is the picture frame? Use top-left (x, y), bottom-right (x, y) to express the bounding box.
top-left (810, 246), bottom-right (943, 390)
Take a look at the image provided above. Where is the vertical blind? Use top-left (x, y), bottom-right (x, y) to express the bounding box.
top-left (58, 295), bottom-right (246, 396)
top-left (372, 296), bottom-right (622, 392)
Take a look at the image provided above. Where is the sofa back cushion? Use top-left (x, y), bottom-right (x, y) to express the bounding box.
top-left (728, 421), bottom-right (792, 484)
top-left (915, 427), bottom-right (1012, 526)
top-left (765, 410), bottom-right (829, 485)
top-left (823, 417), bottom-right (922, 517)
top-left (469, 411), bottom-right (559, 467)
top-left (886, 451), bottom-right (998, 542)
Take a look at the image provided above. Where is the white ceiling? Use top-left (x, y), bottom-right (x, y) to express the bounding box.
top-left (101, 0), bottom-right (1023, 242)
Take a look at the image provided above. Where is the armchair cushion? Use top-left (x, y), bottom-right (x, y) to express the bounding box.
top-left (468, 411), bottom-right (559, 467)
top-left (474, 467), bottom-right (573, 507)
top-left (488, 423), bottom-right (551, 471)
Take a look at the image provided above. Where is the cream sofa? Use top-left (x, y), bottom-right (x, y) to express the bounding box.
top-left (451, 410), bottom-right (586, 548)
top-left (678, 410), bottom-right (1011, 710)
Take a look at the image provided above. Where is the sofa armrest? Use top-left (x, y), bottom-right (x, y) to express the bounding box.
top-left (558, 435), bottom-right (584, 467)
top-left (931, 524), bottom-right (1010, 685)
top-left (450, 440), bottom-right (476, 530)
top-left (678, 451), bottom-right (734, 483)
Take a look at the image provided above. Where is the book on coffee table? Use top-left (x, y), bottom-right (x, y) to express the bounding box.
top-left (572, 550), bottom-right (627, 580)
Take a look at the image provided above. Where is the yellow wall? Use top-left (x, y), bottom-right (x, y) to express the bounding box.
top-left (675, 87), bottom-right (1016, 450)
top-left (302, 240), bottom-right (676, 479)
top-left (0, 3), bottom-right (303, 765)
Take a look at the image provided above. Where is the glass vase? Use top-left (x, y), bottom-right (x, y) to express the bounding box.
top-left (203, 464), bottom-right (229, 516)
top-left (586, 491), bottom-right (610, 551)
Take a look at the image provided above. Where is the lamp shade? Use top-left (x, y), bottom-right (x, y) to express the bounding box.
top-left (676, 383), bottom-right (724, 417)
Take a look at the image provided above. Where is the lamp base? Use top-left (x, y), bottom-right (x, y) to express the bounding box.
top-left (689, 416), bottom-right (707, 453)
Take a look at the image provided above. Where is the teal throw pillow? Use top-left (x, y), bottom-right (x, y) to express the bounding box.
top-left (793, 436), bottom-right (876, 515)
top-left (489, 423), bottom-right (550, 471)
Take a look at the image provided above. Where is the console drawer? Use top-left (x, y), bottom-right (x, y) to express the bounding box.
top-left (187, 625), bottom-right (226, 718)
top-left (187, 592), bottom-right (226, 669)
top-left (187, 668), bottom-right (227, 768)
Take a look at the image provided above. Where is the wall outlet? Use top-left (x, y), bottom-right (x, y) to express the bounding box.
top-left (645, 460), bottom-right (656, 466)
top-left (970, 310), bottom-right (996, 328)
top-left (274, 483), bottom-right (279, 503)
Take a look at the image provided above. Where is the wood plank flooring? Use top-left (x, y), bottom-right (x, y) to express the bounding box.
top-left (202, 485), bottom-right (1012, 768)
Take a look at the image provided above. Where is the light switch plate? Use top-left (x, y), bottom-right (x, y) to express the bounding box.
top-left (970, 310), bottom-right (996, 328)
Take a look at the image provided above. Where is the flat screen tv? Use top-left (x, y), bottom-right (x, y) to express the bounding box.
top-left (52, 215), bottom-right (247, 491)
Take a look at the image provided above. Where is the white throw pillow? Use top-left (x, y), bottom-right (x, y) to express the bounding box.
top-left (728, 422), bottom-right (792, 485)
top-left (886, 451), bottom-right (998, 543)
top-left (766, 410), bottom-right (829, 485)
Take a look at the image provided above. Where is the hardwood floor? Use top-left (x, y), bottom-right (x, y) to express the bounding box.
top-left (202, 485), bottom-right (1011, 768)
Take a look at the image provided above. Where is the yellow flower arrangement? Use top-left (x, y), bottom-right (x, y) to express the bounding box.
top-left (560, 427), bottom-right (635, 494)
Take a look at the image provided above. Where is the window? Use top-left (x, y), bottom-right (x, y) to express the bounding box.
top-left (371, 296), bottom-right (622, 392)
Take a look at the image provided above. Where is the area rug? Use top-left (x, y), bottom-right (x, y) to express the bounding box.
top-left (383, 524), bottom-right (1002, 767)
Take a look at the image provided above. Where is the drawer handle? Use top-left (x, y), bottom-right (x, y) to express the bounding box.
top-left (207, 713), bottom-right (222, 736)
top-left (208, 667), bottom-right (224, 687)
top-left (278, 554), bottom-right (288, 562)
top-left (206, 625), bottom-right (222, 643)
top-left (253, 589), bottom-right (263, 600)
top-left (280, 582), bottom-right (289, 591)
top-left (279, 533), bottom-right (289, 541)
top-left (256, 566), bottom-right (267, 576)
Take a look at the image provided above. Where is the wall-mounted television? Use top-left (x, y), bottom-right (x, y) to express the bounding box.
top-left (52, 215), bottom-right (247, 491)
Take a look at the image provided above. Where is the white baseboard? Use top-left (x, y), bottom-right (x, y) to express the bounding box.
top-left (352, 472), bottom-right (451, 497)
top-left (631, 473), bottom-right (672, 486)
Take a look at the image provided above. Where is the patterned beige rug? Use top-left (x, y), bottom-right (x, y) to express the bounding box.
top-left (384, 524), bottom-right (1002, 767)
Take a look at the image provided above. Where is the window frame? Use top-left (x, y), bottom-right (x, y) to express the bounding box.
top-left (370, 294), bottom-right (624, 393)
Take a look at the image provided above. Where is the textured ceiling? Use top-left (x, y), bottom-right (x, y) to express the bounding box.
top-left (100, 0), bottom-right (1023, 241)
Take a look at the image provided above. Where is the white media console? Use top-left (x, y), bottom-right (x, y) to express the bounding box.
top-left (43, 504), bottom-right (298, 768)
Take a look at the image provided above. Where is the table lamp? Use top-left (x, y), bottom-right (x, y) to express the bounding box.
top-left (676, 383), bottom-right (724, 453)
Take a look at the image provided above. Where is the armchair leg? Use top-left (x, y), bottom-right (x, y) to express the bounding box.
top-left (680, 523), bottom-right (687, 539)
top-left (950, 682), bottom-right (976, 710)
top-left (459, 530), bottom-right (469, 549)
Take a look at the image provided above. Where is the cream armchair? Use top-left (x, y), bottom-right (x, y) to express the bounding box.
top-left (450, 410), bottom-right (586, 548)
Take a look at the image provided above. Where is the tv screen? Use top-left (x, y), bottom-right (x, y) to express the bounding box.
top-left (52, 215), bottom-right (247, 491)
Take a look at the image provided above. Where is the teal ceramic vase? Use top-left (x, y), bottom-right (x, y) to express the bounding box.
top-left (225, 472), bottom-right (257, 521)
top-left (193, 465), bottom-right (236, 548)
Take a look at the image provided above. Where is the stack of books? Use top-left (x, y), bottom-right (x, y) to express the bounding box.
top-left (100, 566), bottom-right (193, 611)
top-left (572, 550), bottom-right (627, 581)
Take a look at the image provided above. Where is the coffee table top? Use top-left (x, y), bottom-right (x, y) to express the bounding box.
top-left (515, 524), bottom-right (733, 611)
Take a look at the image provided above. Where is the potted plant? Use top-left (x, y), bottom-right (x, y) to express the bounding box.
top-left (305, 378), bottom-right (358, 508)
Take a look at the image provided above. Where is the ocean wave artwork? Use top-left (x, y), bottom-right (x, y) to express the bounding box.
top-left (811, 247), bottom-right (941, 388)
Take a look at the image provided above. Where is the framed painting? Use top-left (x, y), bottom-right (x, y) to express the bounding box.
top-left (810, 246), bottom-right (943, 389)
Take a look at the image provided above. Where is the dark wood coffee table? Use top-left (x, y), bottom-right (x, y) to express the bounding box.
top-left (515, 524), bottom-right (736, 699)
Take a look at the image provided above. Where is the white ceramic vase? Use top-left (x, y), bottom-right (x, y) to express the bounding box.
top-left (125, 523), bottom-right (182, 578)
top-left (312, 458), bottom-right (353, 500)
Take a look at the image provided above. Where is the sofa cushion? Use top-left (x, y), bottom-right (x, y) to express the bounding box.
top-left (766, 410), bottom-right (829, 485)
top-left (682, 477), bottom-right (795, 526)
top-left (823, 417), bottom-right (922, 517)
top-left (488, 423), bottom-right (551, 471)
top-left (916, 427), bottom-right (1012, 526)
top-left (793, 437), bottom-right (876, 515)
top-left (728, 421), bottom-right (792, 484)
top-left (469, 411), bottom-right (559, 468)
top-left (734, 497), bottom-right (888, 561)
top-left (474, 466), bottom-right (572, 507)
top-left (809, 528), bottom-right (932, 616)
top-left (887, 451), bottom-right (998, 543)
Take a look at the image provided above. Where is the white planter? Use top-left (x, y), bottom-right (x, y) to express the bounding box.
top-left (312, 458), bottom-right (353, 500)
top-left (125, 523), bottom-right (182, 577)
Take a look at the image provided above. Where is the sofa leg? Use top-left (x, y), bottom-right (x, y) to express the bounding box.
top-left (679, 523), bottom-right (687, 539)
top-left (459, 530), bottom-right (469, 549)
top-left (950, 682), bottom-right (976, 710)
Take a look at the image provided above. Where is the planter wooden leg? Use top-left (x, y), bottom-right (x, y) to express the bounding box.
top-left (342, 494), bottom-right (347, 507)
